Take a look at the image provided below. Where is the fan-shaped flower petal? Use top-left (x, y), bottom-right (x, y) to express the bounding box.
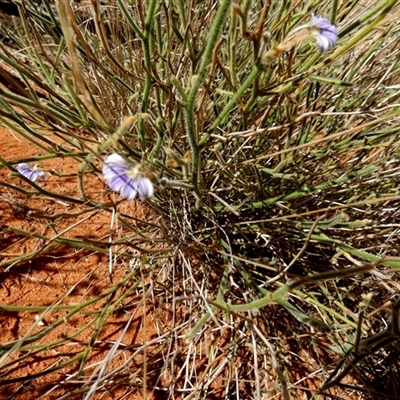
top-left (17, 163), bottom-right (45, 181)
top-left (310, 14), bottom-right (338, 53)
top-left (102, 154), bottom-right (154, 200)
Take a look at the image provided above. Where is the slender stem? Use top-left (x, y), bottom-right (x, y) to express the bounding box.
top-left (208, 65), bottom-right (261, 133)
top-left (139, 0), bottom-right (160, 146)
top-left (330, 0), bottom-right (339, 24)
top-left (184, 0), bottom-right (232, 200)
top-left (340, 0), bottom-right (397, 37)
top-left (216, 263), bottom-right (374, 313)
top-left (117, 0), bottom-right (145, 39)
top-left (228, 7), bottom-right (238, 89)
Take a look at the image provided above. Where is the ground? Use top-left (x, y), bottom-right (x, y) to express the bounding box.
top-left (0, 125), bottom-right (165, 399)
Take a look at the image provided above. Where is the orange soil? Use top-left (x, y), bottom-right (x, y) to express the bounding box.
top-left (0, 126), bottom-right (163, 399)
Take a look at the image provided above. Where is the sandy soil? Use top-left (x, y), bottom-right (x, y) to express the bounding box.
top-left (0, 125), bottom-right (163, 399)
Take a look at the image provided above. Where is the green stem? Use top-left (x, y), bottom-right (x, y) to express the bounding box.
top-left (218, 164), bottom-right (376, 211)
top-left (340, 0), bottom-right (397, 37)
top-left (139, 0), bottom-right (160, 146)
top-left (216, 263), bottom-right (376, 313)
top-left (228, 7), bottom-right (238, 89)
top-left (117, 0), bottom-right (145, 39)
top-left (330, 0), bottom-right (339, 24)
top-left (184, 0), bottom-right (232, 200)
top-left (208, 65), bottom-right (261, 133)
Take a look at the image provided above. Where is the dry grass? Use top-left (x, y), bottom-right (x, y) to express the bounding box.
top-left (1, 0), bottom-right (400, 398)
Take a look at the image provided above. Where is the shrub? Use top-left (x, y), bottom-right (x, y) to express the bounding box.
top-left (1, 1), bottom-right (400, 398)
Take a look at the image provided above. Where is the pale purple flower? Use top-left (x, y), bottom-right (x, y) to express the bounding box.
top-left (102, 153), bottom-right (154, 200)
top-left (310, 14), bottom-right (338, 53)
top-left (17, 163), bottom-right (45, 181)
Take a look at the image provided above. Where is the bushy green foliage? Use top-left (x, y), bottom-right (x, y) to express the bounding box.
top-left (1, 0), bottom-right (400, 398)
